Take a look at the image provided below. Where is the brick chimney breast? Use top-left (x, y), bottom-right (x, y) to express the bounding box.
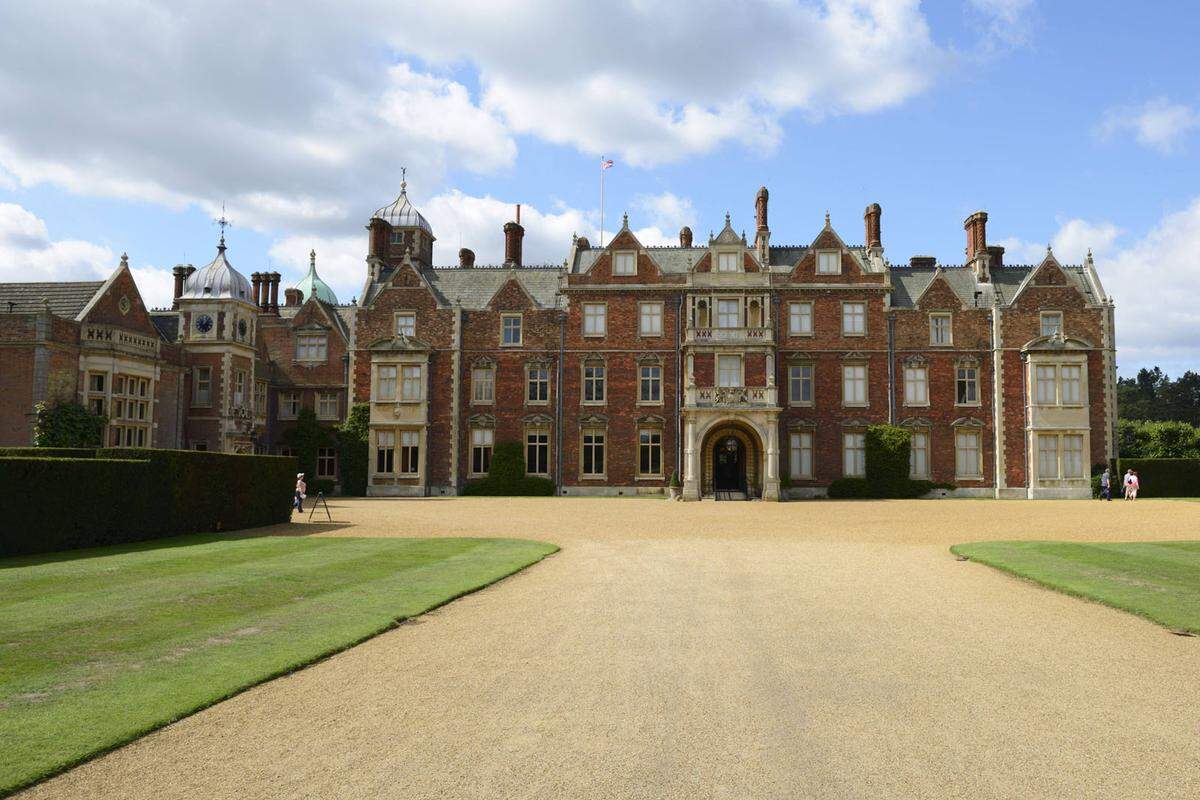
top-left (284, 288), bottom-right (303, 307)
top-left (964, 211), bottom-right (988, 259)
top-left (986, 245), bottom-right (1005, 269)
top-left (864, 203), bottom-right (882, 249)
top-left (503, 204), bottom-right (524, 267)
top-left (680, 226), bottom-right (693, 248)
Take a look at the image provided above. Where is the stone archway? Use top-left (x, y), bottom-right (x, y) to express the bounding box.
top-left (700, 420), bottom-right (763, 498)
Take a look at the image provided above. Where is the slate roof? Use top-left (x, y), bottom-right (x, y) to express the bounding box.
top-left (888, 262), bottom-right (1099, 309)
top-left (150, 313), bottom-right (180, 342)
top-left (425, 267), bottom-right (563, 309)
top-left (568, 243), bottom-right (867, 274)
top-left (0, 280), bottom-right (103, 318)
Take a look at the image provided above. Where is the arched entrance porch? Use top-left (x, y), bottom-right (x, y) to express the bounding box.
top-left (699, 420), bottom-right (763, 499)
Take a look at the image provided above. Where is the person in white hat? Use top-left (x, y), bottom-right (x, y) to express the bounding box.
top-left (293, 472), bottom-right (307, 514)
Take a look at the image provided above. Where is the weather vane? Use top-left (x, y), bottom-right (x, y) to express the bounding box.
top-left (215, 203), bottom-right (232, 250)
top-left (401, 166), bottom-right (407, 192)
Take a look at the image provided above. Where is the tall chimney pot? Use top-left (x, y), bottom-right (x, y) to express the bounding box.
top-left (268, 271), bottom-right (281, 313)
top-left (864, 203), bottom-right (882, 249)
top-left (503, 212), bottom-right (525, 267)
top-left (680, 226), bottom-right (693, 248)
top-left (459, 248), bottom-right (476, 268)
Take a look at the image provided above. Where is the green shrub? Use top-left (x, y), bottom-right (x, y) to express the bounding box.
top-left (0, 447), bottom-right (97, 458)
top-left (282, 407), bottom-right (332, 486)
top-left (32, 402), bottom-right (105, 447)
top-left (1114, 458), bottom-right (1200, 498)
top-left (461, 442), bottom-right (555, 496)
top-left (865, 424), bottom-right (911, 496)
top-left (1117, 419), bottom-right (1200, 459)
top-left (337, 404), bottom-right (370, 496)
top-left (827, 478), bottom-right (874, 498)
top-left (827, 476), bottom-right (955, 499)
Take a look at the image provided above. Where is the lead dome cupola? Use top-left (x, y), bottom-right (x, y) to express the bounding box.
top-left (179, 235), bottom-right (252, 302)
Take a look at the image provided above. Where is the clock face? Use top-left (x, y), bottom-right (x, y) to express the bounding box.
top-left (196, 314), bottom-right (214, 334)
top-left (238, 319), bottom-right (248, 338)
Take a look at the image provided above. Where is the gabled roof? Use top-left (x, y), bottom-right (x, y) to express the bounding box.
top-left (0, 280), bottom-right (104, 317)
top-left (150, 313), bottom-right (180, 342)
top-left (426, 268), bottom-right (562, 309)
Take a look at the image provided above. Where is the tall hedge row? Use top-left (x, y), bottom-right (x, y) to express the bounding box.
top-left (1114, 458), bottom-right (1200, 498)
top-left (0, 449), bottom-right (298, 557)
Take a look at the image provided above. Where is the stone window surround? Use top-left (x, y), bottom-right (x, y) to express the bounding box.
top-left (525, 359), bottom-right (551, 406)
top-left (639, 301), bottom-right (664, 337)
top-left (841, 300), bottom-right (866, 337)
top-left (582, 302), bottom-right (607, 337)
top-left (637, 354), bottom-right (664, 406)
top-left (612, 250), bottom-right (637, 276)
top-left (581, 356), bottom-right (607, 406)
top-left (928, 311), bottom-right (953, 346)
top-left (579, 414), bottom-right (608, 480)
top-left (500, 312), bottom-right (523, 347)
top-left (816, 249), bottom-right (842, 275)
top-left (787, 301), bottom-right (814, 337)
top-left (786, 358), bottom-right (814, 408)
top-left (951, 418), bottom-right (985, 480)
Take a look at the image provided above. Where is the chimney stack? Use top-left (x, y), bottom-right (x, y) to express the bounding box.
top-left (986, 245), bottom-right (1005, 269)
top-left (964, 211), bottom-right (990, 282)
top-left (680, 226), bottom-right (693, 248)
top-left (755, 186), bottom-right (769, 231)
top-left (459, 248), bottom-right (475, 268)
top-left (268, 271), bottom-right (281, 313)
top-left (250, 272), bottom-right (263, 310)
top-left (864, 203), bottom-right (882, 249)
top-left (172, 265), bottom-right (189, 309)
top-left (284, 288), bottom-right (303, 307)
top-left (503, 204), bottom-right (524, 267)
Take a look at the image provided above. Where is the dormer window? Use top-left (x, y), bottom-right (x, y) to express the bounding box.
top-left (297, 333), bottom-right (327, 361)
top-left (613, 251), bottom-right (636, 275)
top-left (817, 251), bottom-right (841, 275)
top-left (1040, 311), bottom-right (1063, 337)
top-left (390, 230), bottom-right (406, 246)
top-left (717, 252), bottom-right (740, 272)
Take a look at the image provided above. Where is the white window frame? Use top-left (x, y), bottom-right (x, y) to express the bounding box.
top-left (471, 365), bottom-right (495, 405)
top-left (398, 430), bottom-right (420, 476)
top-left (717, 354), bottom-right (743, 388)
top-left (929, 313), bottom-right (953, 346)
top-left (581, 428), bottom-right (606, 478)
top-left (904, 365), bottom-right (929, 407)
top-left (716, 298), bottom-right (741, 329)
top-left (582, 363), bottom-right (606, 405)
top-left (400, 365), bottom-right (423, 402)
top-left (193, 366), bottom-right (212, 407)
top-left (639, 364), bottom-right (663, 404)
top-left (316, 447), bottom-right (337, 479)
top-left (955, 429), bottom-right (983, 479)
top-left (1040, 311), bottom-right (1064, 338)
top-left (788, 363), bottom-right (814, 407)
top-left (612, 251), bottom-right (637, 275)
top-left (526, 364), bottom-right (549, 405)
top-left (582, 303), bottom-right (607, 337)
top-left (842, 363), bottom-right (868, 407)
top-left (470, 427), bottom-right (494, 476)
top-left (254, 380), bottom-right (268, 415)
top-left (500, 313), bottom-right (523, 347)
top-left (525, 428), bottom-right (550, 476)
top-left (841, 302), bottom-right (866, 336)
top-left (789, 430), bottom-right (813, 479)
top-left (717, 251), bottom-right (740, 273)
top-left (376, 365), bottom-right (397, 401)
top-left (278, 391), bottom-right (300, 420)
top-left (1037, 432), bottom-right (1086, 482)
top-left (395, 311), bottom-right (417, 338)
top-left (956, 365), bottom-right (980, 406)
top-left (843, 432), bottom-right (866, 477)
top-left (816, 250), bottom-right (841, 275)
top-left (639, 302), bottom-right (664, 337)
top-left (637, 428), bottom-right (663, 477)
top-left (296, 333), bottom-right (328, 361)
top-left (376, 430), bottom-right (396, 474)
top-left (317, 391), bottom-right (339, 420)
top-left (788, 302), bottom-right (813, 337)
top-left (1060, 364), bottom-right (1083, 406)
top-left (910, 430), bottom-right (930, 479)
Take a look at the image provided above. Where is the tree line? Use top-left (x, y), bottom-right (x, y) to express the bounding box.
top-left (1118, 368), bottom-right (1200, 458)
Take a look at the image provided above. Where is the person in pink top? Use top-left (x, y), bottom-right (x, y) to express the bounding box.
top-left (1128, 470), bottom-right (1139, 500)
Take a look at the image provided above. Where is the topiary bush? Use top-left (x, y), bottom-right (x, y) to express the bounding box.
top-left (337, 403), bottom-right (370, 496)
top-left (32, 402), bottom-right (105, 448)
top-left (865, 424), bottom-right (911, 497)
top-left (461, 441), bottom-right (555, 496)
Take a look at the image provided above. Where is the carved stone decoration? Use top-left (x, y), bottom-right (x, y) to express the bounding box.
top-left (118, 295), bottom-right (131, 315)
top-left (712, 386), bottom-right (750, 406)
top-left (232, 404), bottom-right (255, 434)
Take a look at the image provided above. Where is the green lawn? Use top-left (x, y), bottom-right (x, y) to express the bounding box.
top-left (0, 534), bottom-right (557, 796)
top-left (951, 540), bottom-right (1200, 635)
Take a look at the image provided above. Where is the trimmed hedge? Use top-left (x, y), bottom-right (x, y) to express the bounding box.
top-left (1, 449), bottom-right (298, 557)
top-left (1, 457), bottom-right (156, 555)
top-left (0, 447), bottom-right (99, 459)
top-left (1114, 458), bottom-right (1200, 498)
top-left (828, 477), bottom-right (955, 499)
top-left (461, 442), bottom-right (556, 496)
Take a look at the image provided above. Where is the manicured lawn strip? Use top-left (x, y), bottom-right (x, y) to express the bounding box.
top-left (950, 540), bottom-right (1200, 635)
top-left (0, 535), bottom-right (557, 797)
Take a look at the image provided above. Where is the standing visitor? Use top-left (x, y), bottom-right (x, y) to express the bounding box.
top-left (1122, 469), bottom-right (1134, 501)
top-left (1100, 468), bottom-right (1111, 501)
top-left (294, 472), bottom-right (307, 514)
top-left (1128, 470), bottom-right (1139, 501)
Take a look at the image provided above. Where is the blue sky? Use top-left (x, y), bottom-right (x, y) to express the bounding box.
top-left (2, 1), bottom-right (1198, 376)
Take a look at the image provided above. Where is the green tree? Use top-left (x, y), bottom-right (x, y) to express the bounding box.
top-left (337, 403), bottom-right (370, 496)
top-left (32, 402), bottom-right (105, 447)
top-left (282, 407), bottom-right (331, 490)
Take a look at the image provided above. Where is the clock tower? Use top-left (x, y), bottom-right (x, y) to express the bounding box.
top-left (177, 231), bottom-right (260, 452)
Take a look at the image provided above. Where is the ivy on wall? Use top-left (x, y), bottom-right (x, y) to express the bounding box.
top-left (32, 402), bottom-right (106, 448)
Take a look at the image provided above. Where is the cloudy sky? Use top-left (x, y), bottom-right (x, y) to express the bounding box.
top-left (1, 0), bottom-right (1197, 376)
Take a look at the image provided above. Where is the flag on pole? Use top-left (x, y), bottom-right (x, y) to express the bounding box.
top-left (601, 157), bottom-right (614, 170)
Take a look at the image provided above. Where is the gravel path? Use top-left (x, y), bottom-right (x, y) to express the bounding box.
top-left (20, 499), bottom-right (1200, 799)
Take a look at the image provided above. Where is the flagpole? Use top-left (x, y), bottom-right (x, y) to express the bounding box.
top-left (600, 157), bottom-right (605, 248)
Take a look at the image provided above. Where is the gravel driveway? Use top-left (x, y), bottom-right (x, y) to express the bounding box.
top-left (19, 498), bottom-right (1200, 800)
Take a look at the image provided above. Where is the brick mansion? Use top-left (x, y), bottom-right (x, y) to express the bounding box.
top-left (0, 182), bottom-right (1117, 499)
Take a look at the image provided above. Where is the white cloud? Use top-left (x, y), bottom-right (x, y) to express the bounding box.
top-left (967, 0), bottom-right (1036, 49)
top-left (0, 202), bottom-right (178, 309)
top-left (1098, 97), bottom-right (1199, 154)
top-left (996, 218), bottom-right (1121, 266)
